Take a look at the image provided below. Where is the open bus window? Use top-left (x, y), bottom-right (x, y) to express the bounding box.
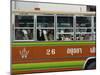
top-left (57, 34), bottom-right (74, 41)
top-left (76, 17), bottom-right (91, 27)
top-left (76, 16), bottom-right (93, 41)
top-left (57, 29), bottom-right (73, 40)
top-left (57, 16), bottom-right (73, 41)
top-left (15, 15), bottom-right (34, 27)
top-left (15, 29), bottom-right (33, 40)
top-left (37, 16), bottom-right (54, 41)
top-left (76, 34), bottom-right (92, 40)
top-left (37, 29), bottom-right (54, 41)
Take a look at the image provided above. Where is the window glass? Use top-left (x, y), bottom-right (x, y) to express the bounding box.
top-left (37, 16), bottom-right (54, 27)
top-left (76, 17), bottom-right (91, 27)
top-left (57, 16), bottom-right (73, 27)
top-left (57, 16), bottom-right (73, 41)
top-left (76, 28), bottom-right (91, 32)
top-left (15, 15), bottom-right (34, 40)
top-left (13, 15), bottom-right (95, 41)
top-left (15, 15), bottom-right (34, 27)
top-left (57, 29), bottom-right (73, 33)
top-left (76, 16), bottom-right (92, 41)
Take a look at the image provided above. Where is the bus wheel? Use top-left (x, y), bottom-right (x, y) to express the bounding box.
top-left (86, 61), bottom-right (96, 70)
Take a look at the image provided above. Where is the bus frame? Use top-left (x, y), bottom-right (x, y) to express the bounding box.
top-left (11, 1), bottom-right (96, 74)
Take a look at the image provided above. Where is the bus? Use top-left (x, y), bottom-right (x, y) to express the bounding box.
top-left (11, 1), bottom-right (96, 74)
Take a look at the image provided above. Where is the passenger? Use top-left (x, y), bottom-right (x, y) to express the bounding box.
top-left (64, 35), bottom-right (71, 41)
top-left (47, 29), bottom-right (54, 40)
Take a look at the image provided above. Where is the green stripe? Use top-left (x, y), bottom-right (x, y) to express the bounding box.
top-left (12, 41), bottom-right (95, 46)
top-left (12, 61), bottom-right (84, 71)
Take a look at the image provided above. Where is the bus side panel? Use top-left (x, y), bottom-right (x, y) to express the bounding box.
top-left (12, 44), bottom-right (96, 64)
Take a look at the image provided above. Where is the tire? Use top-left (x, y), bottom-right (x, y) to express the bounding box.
top-left (86, 61), bottom-right (96, 70)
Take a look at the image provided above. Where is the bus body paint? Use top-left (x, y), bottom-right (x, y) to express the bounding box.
top-left (12, 41), bottom-right (96, 74)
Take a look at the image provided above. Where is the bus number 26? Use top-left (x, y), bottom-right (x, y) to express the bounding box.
top-left (46, 49), bottom-right (56, 55)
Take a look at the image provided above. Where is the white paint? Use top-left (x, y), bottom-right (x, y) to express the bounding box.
top-left (20, 48), bottom-right (29, 59)
top-left (90, 47), bottom-right (96, 53)
top-left (67, 48), bottom-right (82, 55)
top-left (14, 1), bottom-right (87, 12)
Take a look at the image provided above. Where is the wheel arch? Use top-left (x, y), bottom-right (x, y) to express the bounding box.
top-left (83, 57), bottom-right (96, 70)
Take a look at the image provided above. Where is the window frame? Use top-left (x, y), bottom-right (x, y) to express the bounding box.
top-left (12, 14), bottom-right (96, 42)
top-left (14, 14), bottom-right (35, 41)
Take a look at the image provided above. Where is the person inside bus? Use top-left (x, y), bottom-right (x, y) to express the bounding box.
top-left (47, 29), bottom-right (54, 40)
top-left (43, 29), bottom-right (48, 41)
top-left (37, 29), bottom-right (45, 41)
top-left (57, 34), bottom-right (72, 41)
top-left (64, 35), bottom-right (72, 41)
top-left (84, 34), bottom-right (92, 40)
top-left (15, 29), bottom-right (24, 40)
top-left (22, 29), bottom-right (29, 40)
top-left (37, 29), bottom-right (54, 41)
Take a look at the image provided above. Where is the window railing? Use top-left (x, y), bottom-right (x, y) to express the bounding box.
top-left (12, 15), bottom-right (96, 41)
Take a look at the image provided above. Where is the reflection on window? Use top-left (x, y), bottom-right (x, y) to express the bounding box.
top-left (76, 28), bottom-right (91, 32)
top-left (57, 16), bottom-right (73, 27)
top-left (15, 29), bottom-right (33, 40)
top-left (76, 17), bottom-right (93, 41)
top-left (15, 15), bottom-right (34, 27)
top-left (57, 29), bottom-right (73, 33)
top-left (15, 15), bottom-right (34, 40)
top-left (76, 17), bottom-right (91, 27)
top-left (37, 16), bottom-right (54, 27)
top-left (57, 16), bottom-right (73, 41)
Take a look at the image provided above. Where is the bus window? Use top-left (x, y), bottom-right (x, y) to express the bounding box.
top-left (76, 17), bottom-right (92, 41)
top-left (76, 28), bottom-right (91, 32)
top-left (57, 34), bottom-right (74, 41)
top-left (57, 16), bottom-right (73, 41)
top-left (15, 29), bottom-right (33, 40)
top-left (76, 17), bottom-right (91, 27)
top-left (57, 16), bottom-right (73, 27)
top-left (37, 16), bottom-right (54, 41)
top-left (15, 15), bottom-right (34, 27)
top-left (76, 34), bottom-right (92, 40)
top-left (15, 15), bottom-right (34, 40)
